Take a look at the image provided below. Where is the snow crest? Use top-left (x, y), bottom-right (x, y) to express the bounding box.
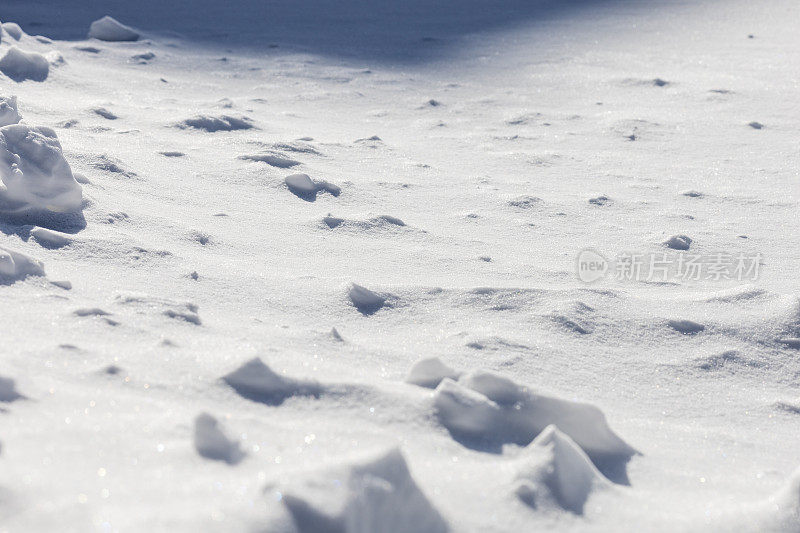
top-left (277, 447), bottom-right (449, 533)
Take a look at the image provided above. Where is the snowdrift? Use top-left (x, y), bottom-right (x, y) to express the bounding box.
top-left (277, 447), bottom-right (449, 533)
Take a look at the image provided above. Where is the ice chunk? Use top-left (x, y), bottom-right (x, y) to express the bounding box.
top-left (0, 96), bottom-right (21, 127)
top-left (222, 357), bottom-right (321, 405)
top-left (0, 47), bottom-right (49, 82)
top-left (193, 413), bottom-right (244, 464)
top-left (88, 16), bottom-right (139, 42)
top-left (513, 425), bottom-right (610, 513)
top-left (278, 447), bottom-right (449, 533)
top-left (406, 357), bottom-right (460, 389)
top-left (0, 124), bottom-right (83, 219)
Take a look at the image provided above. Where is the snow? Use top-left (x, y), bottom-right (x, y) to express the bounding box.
top-left (222, 357), bottom-right (321, 405)
top-left (0, 123), bottom-right (83, 223)
top-left (406, 357), bottom-right (460, 388)
top-left (193, 412), bottom-right (245, 465)
top-left (0, 245), bottom-right (45, 282)
top-left (0, 46), bottom-right (49, 82)
top-left (513, 425), bottom-right (610, 514)
top-left (348, 283), bottom-right (388, 315)
top-left (0, 0), bottom-right (798, 530)
top-left (432, 372), bottom-right (637, 480)
top-left (276, 447), bottom-right (449, 533)
top-left (0, 95), bottom-right (21, 127)
top-left (87, 16), bottom-right (139, 42)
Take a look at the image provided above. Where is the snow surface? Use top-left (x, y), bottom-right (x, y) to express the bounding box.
top-left (0, 0), bottom-right (799, 531)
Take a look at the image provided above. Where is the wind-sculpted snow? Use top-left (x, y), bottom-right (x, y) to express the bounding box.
top-left (0, 96), bottom-right (21, 127)
top-left (513, 425), bottom-right (611, 514)
top-left (178, 115), bottom-right (254, 132)
top-left (433, 371), bottom-right (637, 481)
top-left (275, 447), bottom-right (449, 533)
top-left (0, 246), bottom-right (45, 283)
top-left (406, 357), bottom-right (460, 389)
top-left (88, 16), bottom-right (139, 42)
top-left (0, 47), bottom-right (49, 82)
top-left (223, 357), bottom-right (321, 405)
top-left (0, 124), bottom-right (83, 223)
top-left (193, 412), bottom-right (244, 465)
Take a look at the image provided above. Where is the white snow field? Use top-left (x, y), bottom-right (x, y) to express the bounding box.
top-left (0, 0), bottom-right (799, 531)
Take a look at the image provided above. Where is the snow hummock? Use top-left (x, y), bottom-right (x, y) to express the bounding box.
top-left (0, 245), bottom-right (45, 283)
top-left (30, 227), bottom-right (72, 248)
top-left (0, 124), bottom-right (83, 221)
top-left (88, 16), bottom-right (140, 42)
top-left (1, 22), bottom-right (24, 41)
top-left (193, 412), bottom-right (244, 464)
top-left (0, 47), bottom-right (49, 82)
top-left (284, 173), bottom-right (341, 201)
top-left (348, 283), bottom-right (387, 315)
top-left (406, 357), bottom-right (461, 389)
top-left (513, 425), bottom-right (610, 514)
top-left (433, 371), bottom-right (636, 479)
top-left (0, 96), bottom-right (21, 127)
top-left (222, 357), bottom-right (321, 405)
top-left (276, 447), bottom-right (449, 533)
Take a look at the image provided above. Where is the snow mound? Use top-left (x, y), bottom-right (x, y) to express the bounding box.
top-left (0, 375), bottom-right (24, 402)
top-left (178, 115), bottom-right (253, 132)
top-left (433, 372), bottom-right (636, 480)
top-left (193, 412), bottom-right (244, 465)
top-left (0, 96), bottom-right (21, 127)
top-left (285, 173), bottom-right (341, 201)
top-left (0, 245), bottom-right (45, 283)
top-left (0, 47), bottom-right (49, 82)
top-left (278, 447), bottom-right (449, 533)
top-left (2, 22), bottom-right (24, 41)
top-left (222, 357), bottom-right (321, 405)
top-left (88, 16), bottom-right (140, 42)
top-left (348, 283), bottom-right (387, 315)
top-left (513, 425), bottom-right (610, 513)
top-left (0, 124), bottom-right (83, 221)
top-left (406, 357), bottom-right (460, 389)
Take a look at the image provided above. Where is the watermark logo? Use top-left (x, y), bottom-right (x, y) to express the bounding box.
top-left (576, 250), bottom-right (762, 283)
top-left (576, 249), bottom-right (609, 283)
